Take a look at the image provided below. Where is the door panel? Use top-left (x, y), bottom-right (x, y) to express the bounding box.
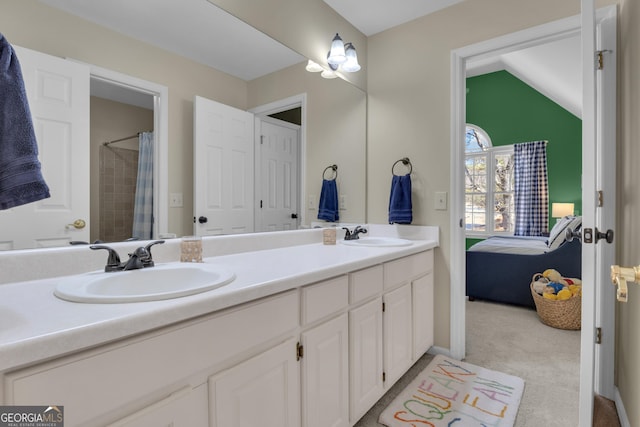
top-left (257, 118), bottom-right (299, 232)
top-left (193, 96), bottom-right (254, 236)
top-left (0, 46), bottom-right (90, 250)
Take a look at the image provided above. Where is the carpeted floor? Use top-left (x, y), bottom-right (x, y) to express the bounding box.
top-left (354, 299), bottom-right (581, 426)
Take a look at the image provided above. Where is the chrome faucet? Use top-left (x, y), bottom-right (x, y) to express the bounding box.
top-left (343, 226), bottom-right (368, 240)
top-left (91, 240), bottom-right (165, 272)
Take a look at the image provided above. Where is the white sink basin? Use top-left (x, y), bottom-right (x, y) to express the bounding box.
top-left (341, 237), bottom-right (413, 247)
top-left (54, 263), bottom-right (235, 303)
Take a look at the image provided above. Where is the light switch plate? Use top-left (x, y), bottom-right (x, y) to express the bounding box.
top-left (308, 195), bottom-right (316, 210)
top-left (339, 194), bottom-right (347, 210)
top-left (169, 192), bottom-right (183, 208)
top-left (435, 191), bottom-right (447, 210)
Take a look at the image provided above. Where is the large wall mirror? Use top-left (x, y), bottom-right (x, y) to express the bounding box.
top-left (0, 0), bottom-right (366, 250)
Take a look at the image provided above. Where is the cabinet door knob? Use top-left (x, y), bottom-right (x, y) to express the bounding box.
top-left (198, 216), bottom-right (208, 224)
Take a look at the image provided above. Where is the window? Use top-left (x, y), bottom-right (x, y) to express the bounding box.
top-left (465, 125), bottom-right (515, 235)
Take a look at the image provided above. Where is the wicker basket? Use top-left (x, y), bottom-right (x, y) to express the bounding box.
top-left (530, 274), bottom-right (581, 330)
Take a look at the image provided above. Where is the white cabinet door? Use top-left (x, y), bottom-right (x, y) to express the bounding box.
top-left (108, 385), bottom-right (208, 427)
top-left (412, 272), bottom-right (434, 360)
top-left (301, 313), bottom-right (349, 427)
top-left (349, 297), bottom-right (383, 423)
top-left (208, 338), bottom-right (300, 427)
top-left (383, 283), bottom-right (413, 387)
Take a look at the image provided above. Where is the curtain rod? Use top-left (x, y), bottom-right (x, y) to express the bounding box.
top-left (103, 131), bottom-right (151, 146)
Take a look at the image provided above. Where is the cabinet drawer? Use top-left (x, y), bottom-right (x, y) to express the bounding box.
top-left (4, 290), bottom-right (298, 427)
top-left (302, 275), bottom-right (348, 325)
top-left (349, 265), bottom-right (383, 304)
top-left (384, 250), bottom-right (433, 290)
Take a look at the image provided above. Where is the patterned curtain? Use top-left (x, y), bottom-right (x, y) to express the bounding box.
top-left (132, 132), bottom-right (154, 239)
top-left (513, 140), bottom-right (548, 236)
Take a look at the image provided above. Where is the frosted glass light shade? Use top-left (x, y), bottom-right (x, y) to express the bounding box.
top-left (305, 60), bottom-right (323, 72)
top-left (321, 69), bottom-right (338, 79)
top-left (551, 202), bottom-right (575, 218)
top-left (327, 33), bottom-right (346, 66)
top-left (341, 43), bottom-right (361, 72)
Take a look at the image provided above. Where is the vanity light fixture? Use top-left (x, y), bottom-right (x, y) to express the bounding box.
top-left (306, 33), bottom-right (361, 78)
top-left (321, 69), bottom-right (338, 79)
top-left (327, 33), bottom-right (361, 73)
top-left (305, 60), bottom-right (324, 72)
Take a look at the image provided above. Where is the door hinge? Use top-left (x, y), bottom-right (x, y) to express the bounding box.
top-left (596, 50), bottom-right (612, 70)
top-left (296, 342), bottom-right (304, 361)
top-left (260, 135), bottom-right (264, 145)
top-left (382, 372), bottom-right (386, 382)
top-left (260, 200), bottom-right (263, 209)
top-left (595, 327), bottom-right (602, 344)
top-left (382, 302), bottom-right (386, 312)
top-left (598, 190), bottom-right (604, 207)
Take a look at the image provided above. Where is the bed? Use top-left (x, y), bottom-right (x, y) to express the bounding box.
top-left (466, 216), bottom-right (582, 308)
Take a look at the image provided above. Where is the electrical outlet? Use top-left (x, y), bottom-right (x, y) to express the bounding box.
top-left (170, 192), bottom-right (183, 208)
top-left (435, 191), bottom-right (447, 210)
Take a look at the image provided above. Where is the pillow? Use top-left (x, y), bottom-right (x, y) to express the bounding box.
top-left (548, 215), bottom-right (582, 250)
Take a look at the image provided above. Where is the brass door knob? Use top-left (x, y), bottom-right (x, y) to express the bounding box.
top-left (67, 219), bottom-right (86, 229)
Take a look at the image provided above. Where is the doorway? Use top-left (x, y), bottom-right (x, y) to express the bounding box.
top-left (450, 4), bottom-right (617, 424)
top-left (88, 65), bottom-right (169, 241)
top-left (250, 94), bottom-right (307, 230)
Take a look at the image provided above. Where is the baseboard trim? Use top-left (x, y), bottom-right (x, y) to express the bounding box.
top-left (427, 346), bottom-right (452, 358)
top-left (615, 387), bottom-right (630, 427)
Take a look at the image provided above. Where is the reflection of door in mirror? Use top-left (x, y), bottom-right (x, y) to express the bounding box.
top-left (257, 116), bottom-right (300, 232)
top-left (193, 96), bottom-right (255, 236)
top-left (0, 46), bottom-right (90, 251)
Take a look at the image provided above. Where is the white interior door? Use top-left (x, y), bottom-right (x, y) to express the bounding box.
top-left (193, 95), bottom-right (254, 236)
top-left (593, 6), bottom-right (617, 401)
top-left (256, 117), bottom-right (299, 232)
top-left (0, 46), bottom-right (90, 250)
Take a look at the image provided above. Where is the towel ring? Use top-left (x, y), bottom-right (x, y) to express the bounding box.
top-left (392, 157), bottom-right (412, 176)
top-left (323, 165), bottom-right (338, 180)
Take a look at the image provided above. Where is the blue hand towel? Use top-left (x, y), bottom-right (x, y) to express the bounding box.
top-left (317, 179), bottom-right (339, 222)
top-left (389, 174), bottom-right (412, 224)
top-left (0, 33), bottom-right (50, 210)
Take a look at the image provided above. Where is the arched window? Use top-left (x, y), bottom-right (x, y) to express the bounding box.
top-left (465, 124), bottom-right (514, 235)
top-left (465, 124), bottom-right (492, 152)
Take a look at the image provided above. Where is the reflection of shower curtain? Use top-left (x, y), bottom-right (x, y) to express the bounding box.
top-left (132, 132), bottom-right (154, 239)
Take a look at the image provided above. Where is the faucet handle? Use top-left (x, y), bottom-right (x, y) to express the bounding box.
top-left (90, 245), bottom-right (122, 272)
top-left (142, 240), bottom-right (165, 266)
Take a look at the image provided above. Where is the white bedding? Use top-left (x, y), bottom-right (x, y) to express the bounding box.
top-left (468, 235), bottom-right (549, 255)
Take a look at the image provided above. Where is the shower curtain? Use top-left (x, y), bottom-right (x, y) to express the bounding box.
top-left (132, 132), bottom-right (154, 240)
top-left (513, 140), bottom-right (548, 236)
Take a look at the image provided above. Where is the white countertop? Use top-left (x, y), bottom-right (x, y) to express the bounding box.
top-left (0, 225), bottom-right (438, 372)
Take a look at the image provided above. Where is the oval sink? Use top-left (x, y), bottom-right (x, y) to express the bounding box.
top-left (54, 263), bottom-right (235, 303)
top-left (341, 237), bottom-right (413, 247)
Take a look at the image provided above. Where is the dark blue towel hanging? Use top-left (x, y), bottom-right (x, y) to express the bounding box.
top-left (389, 174), bottom-right (412, 224)
top-left (0, 33), bottom-right (50, 210)
top-left (317, 179), bottom-right (339, 222)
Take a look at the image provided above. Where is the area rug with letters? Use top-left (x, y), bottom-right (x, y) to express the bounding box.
top-left (379, 354), bottom-right (525, 427)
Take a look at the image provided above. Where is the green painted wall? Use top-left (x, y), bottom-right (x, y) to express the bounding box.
top-left (465, 70), bottom-right (582, 247)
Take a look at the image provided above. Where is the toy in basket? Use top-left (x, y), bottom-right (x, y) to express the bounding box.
top-left (531, 268), bottom-right (582, 330)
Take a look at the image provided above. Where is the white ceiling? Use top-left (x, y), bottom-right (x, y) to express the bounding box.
top-left (39, 0), bottom-right (305, 81)
top-left (39, 0), bottom-right (581, 117)
top-left (322, 0), bottom-right (465, 36)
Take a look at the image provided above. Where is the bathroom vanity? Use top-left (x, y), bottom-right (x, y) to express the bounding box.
top-left (0, 225), bottom-right (438, 426)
